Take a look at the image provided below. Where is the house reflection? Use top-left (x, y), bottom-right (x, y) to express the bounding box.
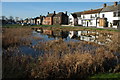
top-left (39, 29), bottom-right (113, 45)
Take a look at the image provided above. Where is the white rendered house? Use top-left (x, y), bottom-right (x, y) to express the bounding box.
top-left (80, 8), bottom-right (102, 27)
top-left (98, 2), bottom-right (120, 29)
top-left (69, 14), bottom-right (78, 26)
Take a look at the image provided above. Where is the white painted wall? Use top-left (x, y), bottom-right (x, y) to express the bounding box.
top-left (36, 19), bottom-right (41, 25)
top-left (78, 17), bottom-right (82, 25)
top-left (69, 14), bottom-right (74, 26)
top-left (99, 11), bottom-right (120, 28)
top-left (80, 13), bottom-right (100, 27)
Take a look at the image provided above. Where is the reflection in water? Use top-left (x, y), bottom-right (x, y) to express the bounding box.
top-left (36, 29), bottom-right (113, 45)
top-left (19, 29), bottom-right (115, 57)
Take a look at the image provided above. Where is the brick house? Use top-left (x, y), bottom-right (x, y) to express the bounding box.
top-left (42, 11), bottom-right (56, 25)
top-left (53, 11), bottom-right (68, 25)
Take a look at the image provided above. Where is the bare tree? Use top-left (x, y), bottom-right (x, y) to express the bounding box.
top-left (1, 16), bottom-right (7, 20)
top-left (9, 16), bottom-right (14, 21)
top-left (15, 17), bottom-right (19, 22)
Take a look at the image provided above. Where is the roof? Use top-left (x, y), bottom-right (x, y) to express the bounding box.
top-left (72, 12), bottom-right (82, 17)
top-left (46, 13), bottom-right (55, 17)
top-left (54, 12), bottom-right (68, 17)
top-left (71, 14), bottom-right (77, 18)
top-left (72, 8), bottom-right (102, 17)
top-left (35, 16), bottom-right (44, 19)
top-left (81, 8), bottom-right (103, 14)
top-left (101, 4), bottom-right (120, 12)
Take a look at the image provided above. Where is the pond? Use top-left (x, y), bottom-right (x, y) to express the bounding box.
top-left (32, 29), bottom-right (113, 45)
top-left (18, 28), bottom-right (115, 57)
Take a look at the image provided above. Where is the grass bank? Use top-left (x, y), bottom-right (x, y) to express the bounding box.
top-left (91, 73), bottom-right (120, 78)
top-left (38, 25), bottom-right (119, 32)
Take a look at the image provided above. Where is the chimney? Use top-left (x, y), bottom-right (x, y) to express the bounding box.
top-left (65, 11), bottom-right (67, 15)
top-left (48, 12), bottom-right (49, 14)
top-left (54, 11), bottom-right (56, 14)
top-left (103, 3), bottom-right (107, 7)
top-left (114, 2), bottom-right (118, 6)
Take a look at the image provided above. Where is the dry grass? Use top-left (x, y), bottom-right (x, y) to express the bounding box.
top-left (2, 28), bottom-right (32, 49)
top-left (2, 28), bottom-right (120, 79)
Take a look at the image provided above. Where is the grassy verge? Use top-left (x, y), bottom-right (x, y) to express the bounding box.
top-left (38, 25), bottom-right (119, 32)
top-left (2, 24), bottom-right (119, 32)
top-left (90, 73), bottom-right (120, 78)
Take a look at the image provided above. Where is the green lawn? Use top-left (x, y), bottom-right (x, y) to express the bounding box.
top-left (91, 73), bottom-right (120, 78)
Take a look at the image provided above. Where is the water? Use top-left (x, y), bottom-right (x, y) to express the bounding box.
top-left (19, 29), bottom-right (114, 57)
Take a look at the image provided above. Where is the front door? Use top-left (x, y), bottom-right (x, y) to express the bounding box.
top-left (99, 18), bottom-right (107, 27)
top-left (87, 21), bottom-right (88, 27)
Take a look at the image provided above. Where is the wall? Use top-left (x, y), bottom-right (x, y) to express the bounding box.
top-left (80, 13), bottom-right (100, 27)
top-left (99, 11), bottom-right (120, 28)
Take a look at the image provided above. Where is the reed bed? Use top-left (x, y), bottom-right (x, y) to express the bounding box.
top-left (2, 27), bottom-right (120, 79)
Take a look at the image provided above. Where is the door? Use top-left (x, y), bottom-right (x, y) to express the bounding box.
top-left (87, 21), bottom-right (88, 27)
top-left (99, 18), bottom-right (107, 27)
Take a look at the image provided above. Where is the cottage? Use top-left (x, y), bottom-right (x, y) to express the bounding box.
top-left (30, 18), bottom-right (35, 25)
top-left (80, 8), bottom-right (102, 27)
top-left (53, 11), bottom-right (68, 25)
top-left (42, 11), bottom-right (56, 25)
top-left (35, 15), bottom-right (44, 25)
top-left (69, 13), bottom-right (78, 26)
top-left (99, 2), bottom-right (120, 28)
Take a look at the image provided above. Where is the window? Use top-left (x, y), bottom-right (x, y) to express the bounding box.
top-left (118, 12), bottom-right (120, 17)
top-left (113, 11), bottom-right (120, 17)
top-left (83, 15), bottom-right (85, 19)
top-left (90, 22), bottom-right (92, 25)
top-left (102, 14), bottom-right (105, 18)
top-left (113, 12), bottom-right (117, 17)
top-left (113, 20), bottom-right (120, 25)
top-left (95, 14), bottom-right (97, 17)
top-left (90, 15), bottom-right (92, 18)
top-left (69, 18), bottom-right (72, 20)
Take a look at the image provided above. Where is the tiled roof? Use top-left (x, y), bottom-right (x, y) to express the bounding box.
top-left (81, 8), bottom-right (103, 14)
top-left (54, 12), bottom-right (67, 17)
top-left (101, 4), bottom-right (120, 12)
top-left (72, 12), bottom-right (82, 17)
top-left (72, 8), bottom-right (102, 17)
top-left (71, 13), bottom-right (77, 18)
top-left (47, 13), bottom-right (55, 17)
top-left (35, 16), bottom-right (44, 19)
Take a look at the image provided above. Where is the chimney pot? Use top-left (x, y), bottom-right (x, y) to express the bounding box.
top-left (54, 11), bottom-right (56, 14)
top-left (65, 11), bottom-right (67, 15)
top-left (114, 2), bottom-right (118, 6)
top-left (103, 3), bottom-right (107, 7)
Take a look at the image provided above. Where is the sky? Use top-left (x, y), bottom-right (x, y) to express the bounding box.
top-left (1, 0), bottom-right (119, 2)
top-left (1, 2), bottom-right (117, 19)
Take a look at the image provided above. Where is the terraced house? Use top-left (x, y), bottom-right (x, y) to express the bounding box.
top-left (69, 2), bottom-right (120, 29)
top-left (42, 11), bottom-right (56, 25)
top-left (35, 15), bottom-right (44, 25)
top-left (80, 8), bottom-right (102, 27)
top-left (69, 12), bottom-right (80, 26)
top-left (99, 2), bottom-right (120, 28)
top-left (53, 11), bottom-right (68, 25)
